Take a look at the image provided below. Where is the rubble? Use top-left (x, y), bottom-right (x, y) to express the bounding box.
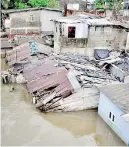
top-left (2, 41), bottom-right (129, 112)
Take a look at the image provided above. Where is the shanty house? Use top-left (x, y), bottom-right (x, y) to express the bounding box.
top-left (62, 0), bottom-right (94, 16)
top-left (52, 14), bottom-right (128, 58)
top-left (98, 83), bottom-right (129, 146)
top-left (2, 8), bottom-right (41, 37)
top-left (2, 7), bottom-right (62, 38)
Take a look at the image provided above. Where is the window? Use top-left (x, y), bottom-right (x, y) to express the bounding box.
top-left (68, 26), bottom-right (75, 38)
top-left (30, 15), bottom-right (34, 22)
top-left (109, 112), bottom-right (115, 122)
top-left (109, 112), bottom-right (112, 119)
top-left (112, 115), bottom-right (115, 122)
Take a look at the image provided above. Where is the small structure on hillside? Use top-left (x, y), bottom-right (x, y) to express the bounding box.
top-left (119, 0), bottom-right (129, 20)
top-left (98, 83), bottom-right (129, 146)
top-left (61, 0), bottom-right (94, 16)
top-left (52, 14), bottom-right (128, 58)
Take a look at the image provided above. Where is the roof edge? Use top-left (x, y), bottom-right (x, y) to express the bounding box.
top-left (2, 7), bottom-right (62, 14)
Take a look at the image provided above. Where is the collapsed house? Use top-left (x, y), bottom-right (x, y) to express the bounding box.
top-left (97, 50), bottom-right (129, 82)
top-left (3, 41), bottom-right (128, 112)
top-left (51, 13), bottom-right (128, 58)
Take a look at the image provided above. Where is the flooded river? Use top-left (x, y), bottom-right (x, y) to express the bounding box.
top-left (1, 58), bottom-right (126, 146)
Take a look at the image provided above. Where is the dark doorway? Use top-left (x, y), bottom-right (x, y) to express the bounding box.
top-left (68, 26), bottom-right (75, 38)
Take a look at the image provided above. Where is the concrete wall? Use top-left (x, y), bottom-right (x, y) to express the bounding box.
top-left (98, 92), bottom-right (129, 145)
top-left (54, 22), bottom-right (61, 53)
top-left (126, 33), bottom-right (129, 49)
top-left (54, 23), bottom-right (128, 57)
top-left (40, 9), bottom-right (62, 33)
top-left (96, 116), bottom-right (126, 146)
top-left (124, 75), bottom-right (129, 83)
top-left (109, 64), bottom-right (128, 82)
top-left (86, 26), bottom-right (127, 57)
top-left (62, 23), bottom-right (88, 38)
top-left (9, 8), bottom-right (62, 35)
top-left (9, 10), bottom-right (41, 34)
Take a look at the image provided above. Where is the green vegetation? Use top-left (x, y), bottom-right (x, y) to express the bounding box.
top-left (28, 0), bottom-right (49, 7)
top-left (15, 1), bottom-right (29, 8)
top-left (1, 0), bottom-right (59, 9)
top-left (94, 0), bottom-right (123, 10)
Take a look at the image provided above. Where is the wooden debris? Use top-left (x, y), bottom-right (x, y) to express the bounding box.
top-left (3, 42), bottom-right (129, 112)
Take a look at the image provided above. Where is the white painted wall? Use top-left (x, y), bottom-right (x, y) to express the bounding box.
top-left (126, 33), bottom-right (129, 50)
top-left (67, 3), bottom-right (79, 10)
top-left (98, 92), bottom-right (129, 145)
top-left (54, 23), bottom-right (61, 53)
top-left (63, 23), bottom-right (88, 38)
top-left (40, 10), bottom-right (62, 33)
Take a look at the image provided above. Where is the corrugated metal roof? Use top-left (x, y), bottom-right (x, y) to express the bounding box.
top-left (100, 83), bottom-right (129, 114)
top-left (52, 14), bottom-right (113, 26)
top-left (6, 42), bottom-right (52, 66)
top-left (24, 64), bottom-right (62, 82)
top-left (27, 67), bottom-right (68, 93)
top-left (2, 7), bottom-right (62, 14)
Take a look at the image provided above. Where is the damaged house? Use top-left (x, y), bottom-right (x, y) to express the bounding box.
top-left (98, 51), bottom-right (129, 82)
top-left (4, 41), bottom-right (122, 112)
top-left (52, 14), bottom-right (128, 58)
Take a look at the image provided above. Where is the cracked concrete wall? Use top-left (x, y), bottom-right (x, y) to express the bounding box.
top-left (9, 10), bottom-right (41, 35)
top-left (86, 26), bottom-right (128, 57)
top-left (54, 24), bottom-right (127, 57)
top-left (87, 26), bottom-right (127, 50)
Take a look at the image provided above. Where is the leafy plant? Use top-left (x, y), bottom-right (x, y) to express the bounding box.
top-left (94, 0), bottom-right (122, 10)
top-left (2, 0), bottom-right (59, 9)
top-left (28, 0), bottom-right (49, 7)
top-left (48, 0), bottom-right (59, 8)
top-left (15, 1), bottom-right (28, 8)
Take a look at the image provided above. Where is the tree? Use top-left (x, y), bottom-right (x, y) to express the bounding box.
top-left (48, 0), bottom-right (59, 8)
top-left (28, 0), bottom-right (49, 7)
top-left (1, 0), bottom-right (59, 9)
top-left (94, 0), bottom-right (122, 10)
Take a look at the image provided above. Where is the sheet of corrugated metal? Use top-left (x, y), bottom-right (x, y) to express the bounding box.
top-left (27, 67), bottom-right (68, 93)
top-left (24, 64), bottom-right (63, 82)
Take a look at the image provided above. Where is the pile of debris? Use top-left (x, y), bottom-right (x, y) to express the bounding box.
top-left (3, 41), bottom-right (129, 112)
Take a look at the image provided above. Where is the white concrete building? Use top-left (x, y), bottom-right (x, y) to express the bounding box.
top-left (52, 14), bottom-right (128, 58)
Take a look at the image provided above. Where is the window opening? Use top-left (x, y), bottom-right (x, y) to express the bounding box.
top-left (109, 112), bottom-right (112, 119)
top-left (68, 26), bottom-right (75, 38)
top-left (30, 15), bottom-right (34, 22)
top-left (112, 115), bottom-right (115, 122)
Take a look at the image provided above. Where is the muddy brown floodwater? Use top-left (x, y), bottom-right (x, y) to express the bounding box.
top-left (1, 58), bottom-right (126, 146)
